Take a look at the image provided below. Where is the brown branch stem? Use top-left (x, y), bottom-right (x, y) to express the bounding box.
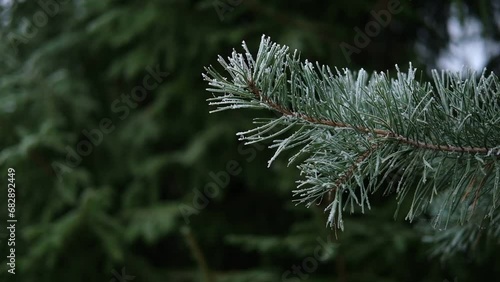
top-left (328, 143), bottom-right (380, 201)
top-left (181, 226), bottom-right (216, 282)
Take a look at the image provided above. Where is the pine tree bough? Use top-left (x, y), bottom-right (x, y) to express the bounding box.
top-left (248, 77), bottom-right (498, 155)
top-left (203, 35), bottom-right (500, 256)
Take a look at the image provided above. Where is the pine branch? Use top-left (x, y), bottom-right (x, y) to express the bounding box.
top-left (202, 35), bottom-right (500, 256)
top-left (247, 78), bottom-right (498, 155)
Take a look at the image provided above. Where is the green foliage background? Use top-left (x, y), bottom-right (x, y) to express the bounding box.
top-left (0, 0), bottom-right (499, 281)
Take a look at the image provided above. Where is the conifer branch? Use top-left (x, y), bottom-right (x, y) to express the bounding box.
top-left (247, 78), bottom-right (498, 156)
top-left (203, 35), bottom-right (500, 255)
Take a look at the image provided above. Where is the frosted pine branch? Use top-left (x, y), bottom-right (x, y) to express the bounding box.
top-left (203, 35), bottom-right (500, 256)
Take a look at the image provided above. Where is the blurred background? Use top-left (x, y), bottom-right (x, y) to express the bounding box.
top-left (0, 0), bottom-right (499, 281)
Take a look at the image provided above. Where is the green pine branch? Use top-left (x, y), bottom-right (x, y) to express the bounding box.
top-left (203, 35), bottom-right (500, 254)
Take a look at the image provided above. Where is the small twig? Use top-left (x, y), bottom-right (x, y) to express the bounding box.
top-left (460, 162), bottom-right (494, 216)
top-left (181, 226), bottom-right (216, 282)
top-left (334, 143), bottom-right (380, 190)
